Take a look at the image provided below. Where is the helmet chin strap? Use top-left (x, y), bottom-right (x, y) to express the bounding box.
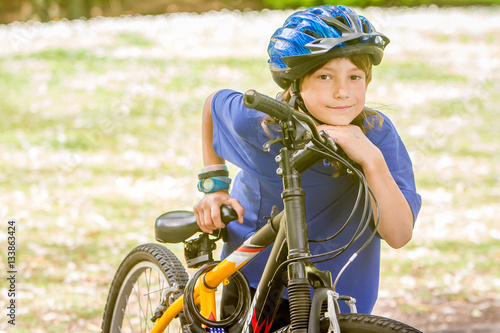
top-left (289, 80), bottom-right (325, 125)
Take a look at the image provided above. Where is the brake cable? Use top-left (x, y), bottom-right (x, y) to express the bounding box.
top-left (267, 140), bottom-right (381, 282)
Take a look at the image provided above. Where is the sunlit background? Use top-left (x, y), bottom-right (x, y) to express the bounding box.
top-left (0, 0), bottom-right (499, 332)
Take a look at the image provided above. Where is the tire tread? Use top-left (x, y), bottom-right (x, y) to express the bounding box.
top-left (101, 243), bottom-right (188, 332)
top-left (337, 313), bottom-right (423, 333)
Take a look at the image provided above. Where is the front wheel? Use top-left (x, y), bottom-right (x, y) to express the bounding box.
top-left (336, 313), bottom-right (422, 333)
top-left (102, 243), bottom-right (189, 333)
top-left (274, 313), bottom-right (422, 333)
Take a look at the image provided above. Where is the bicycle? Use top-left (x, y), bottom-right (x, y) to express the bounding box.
top-left (102, 89), bottom-right (423, 333)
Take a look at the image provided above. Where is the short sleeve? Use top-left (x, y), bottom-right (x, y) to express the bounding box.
top-left (211, 89), bottom-right (279, 179)
top-left (367, 114), bottom-right (422, 222)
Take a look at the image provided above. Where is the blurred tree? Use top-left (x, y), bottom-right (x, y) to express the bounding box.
top-left (262, 0), bottom-right (321, 8)
top-left (0, 0), bottom-right (499, 23)
top-left (31, 0), bottom-right (50, 21)
top-left (109, 0), bottom-right (123, 15)
top-left (69, 0), bottom-right (91, 19)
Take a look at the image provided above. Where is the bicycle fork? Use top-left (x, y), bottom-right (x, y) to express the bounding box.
top-left (279, 148), bottom-right (319, 333)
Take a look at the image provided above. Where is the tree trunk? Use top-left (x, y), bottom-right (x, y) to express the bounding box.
top-left (31, 0), bottom-right (50, 22)
top-left (69, 0), bottom-right (91, 20)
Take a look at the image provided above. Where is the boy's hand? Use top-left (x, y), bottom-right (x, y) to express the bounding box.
top-left (193, 190), bottom-right (245, 234)
top-left (317, 124), bottom-right (383, 168)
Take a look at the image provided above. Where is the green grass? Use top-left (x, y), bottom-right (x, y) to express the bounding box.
top-left (399, 94), bottom-right (499, 161)
top-left (374, 60), bottom-right (468, 84)
top-left (417, 173), bottom-right (499, 207)
top-left (434, 33), bottom-right (498, 44)
top-left (382, 239), bottom-right (500, 277)
top-left (379, 238), bottom-right (500, 317)
top-left (114, 32), bottom-right (155, 47)
top-left (0, 50), bottom-right (273, 156)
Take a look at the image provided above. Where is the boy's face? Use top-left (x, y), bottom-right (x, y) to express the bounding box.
top-left (300, 57), bottom-right (367, 125)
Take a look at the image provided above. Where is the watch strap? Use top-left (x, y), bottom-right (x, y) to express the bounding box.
top-left (198, 169), bottom-right (229, 180)
top-left (197, 176), bottom-right (232, 194)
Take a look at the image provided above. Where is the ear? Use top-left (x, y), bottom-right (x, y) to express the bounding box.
top-left (291, 79), bottom-right (301, 95)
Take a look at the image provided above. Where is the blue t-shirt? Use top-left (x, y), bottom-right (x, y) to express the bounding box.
top-left (211, 89), bottom-right (421, 314)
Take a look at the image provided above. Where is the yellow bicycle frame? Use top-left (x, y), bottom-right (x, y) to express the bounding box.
top-left (150, 241), bottom-right (266, 332)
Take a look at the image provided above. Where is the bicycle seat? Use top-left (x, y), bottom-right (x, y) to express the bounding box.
top-left (155, 210), bottom-right (200, 243)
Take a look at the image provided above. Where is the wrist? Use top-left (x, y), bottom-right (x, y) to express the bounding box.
top-left (197, 176), bottom-right (231, 194)
top-left (200, 164), bottom-right (227, 173)
top-left (360, 149), bottom-right (386, 174)
top-left (198, 164), bottom-right (229, 180)
top-left (197, 165), bottom-right (231, 194)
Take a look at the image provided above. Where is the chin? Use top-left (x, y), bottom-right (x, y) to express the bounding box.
top-left (324, 118), bottom-right (353, 126)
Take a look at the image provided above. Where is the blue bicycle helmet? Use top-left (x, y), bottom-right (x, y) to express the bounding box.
top-left (268, 5), bottom-right (390, 89)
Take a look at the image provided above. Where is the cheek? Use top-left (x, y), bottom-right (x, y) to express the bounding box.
top-left (356, 84), bottom-right (367, 98)
top-left (357, 91), bottom-right (366, 104)
top-left (349, 85), bottom-right (366, 106)
top-left (299, 86), bottom-right (316, 108)
top-left (302, 85), bottom-right (325, 102)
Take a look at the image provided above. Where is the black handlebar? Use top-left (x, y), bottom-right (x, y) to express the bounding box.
top-left (243, 89), bottom-right (295, 121)
top-left (243, 89), bottom-right (327, 146)
top-left (220, 204), bottom-right (238, 224)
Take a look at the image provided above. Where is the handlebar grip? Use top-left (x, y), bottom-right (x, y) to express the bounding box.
top-left (221, 204), bottom-right (238, 224)
top-left (243, 89), bottom-right (295, 120)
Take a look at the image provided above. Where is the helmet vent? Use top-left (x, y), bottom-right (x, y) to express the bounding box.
top-left (361, 20), bottom-right (371, 33)
top-left (303, 30), bottom-right (322, 39)
top-left (334, 16), bottom-right (349, 28)
top-left (321, 16), bottom-right (352, 33)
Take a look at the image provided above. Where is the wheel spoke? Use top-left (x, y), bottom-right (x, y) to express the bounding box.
top-left (123, 293), bottom-right (136, 332)
top-left (102, 244), bottom-right (189, 333)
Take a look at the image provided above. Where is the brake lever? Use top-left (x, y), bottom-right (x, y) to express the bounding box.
top-left (318, 130), bottom-right (363, 174)
top-left (319, 130), bottom-right (339, 152)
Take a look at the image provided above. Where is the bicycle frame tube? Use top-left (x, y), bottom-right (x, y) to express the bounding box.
top-left (243, 211), bottom-right (289, 333)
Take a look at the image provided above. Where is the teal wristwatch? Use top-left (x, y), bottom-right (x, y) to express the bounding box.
top-left (197, 176), bottom-right (231, 194)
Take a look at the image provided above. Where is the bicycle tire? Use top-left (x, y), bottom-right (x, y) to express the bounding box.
top-left (102, 243), bottom-right (189, 333)
top-left (336, 313), bottom-right (422, 333)
top-left (273, 313), bottom-right (422, 333)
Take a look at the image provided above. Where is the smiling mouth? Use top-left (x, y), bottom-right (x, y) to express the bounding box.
top-left (329, 105), bottom-right (353, 110)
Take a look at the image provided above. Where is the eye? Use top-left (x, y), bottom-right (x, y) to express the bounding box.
top-left (350, 75), bottom-right (363, 81)
top-left (318, 74), bottom-right (331, 80)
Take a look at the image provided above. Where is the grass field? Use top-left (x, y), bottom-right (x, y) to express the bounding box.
top-left (0, 6), bottom-right (499, 332)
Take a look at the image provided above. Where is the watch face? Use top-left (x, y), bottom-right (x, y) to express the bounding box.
top-left (201, 178), bottom-right (214, 191)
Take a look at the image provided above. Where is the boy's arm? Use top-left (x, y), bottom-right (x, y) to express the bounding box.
top-left (194, 92), bottom-right (245, 234)
top-left (318, 124), bottom-right (414, 249)
top-left (202, 92), bottom-right (225, 166)
top-left (362, 153), bottom-right (414, 249)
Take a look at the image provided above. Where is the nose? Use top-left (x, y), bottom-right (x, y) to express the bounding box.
top-left (334, 79), bottom-right (349, 99)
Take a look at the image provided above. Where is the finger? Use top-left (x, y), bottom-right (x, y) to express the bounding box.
top-left (211, 203), bottom-right (226, 229)
top-left (202, 207), bottom-right (214, 234)
top-left (198, 216), bottom-right (212, 234)
top-left (193, 209), bottom-right (201, 228)
top-left (194, 203), bottom-right (208, 232)
top-left (228, 199), bottom-right (245, 224)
